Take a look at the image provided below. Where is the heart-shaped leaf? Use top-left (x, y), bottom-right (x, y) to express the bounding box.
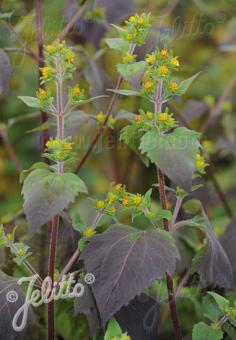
top-left (22, 169), bottom-right (87, 234)
top-left (140, 127), bottom-right (201, 191)
top-left (81, 224), bottom-right (180, 326)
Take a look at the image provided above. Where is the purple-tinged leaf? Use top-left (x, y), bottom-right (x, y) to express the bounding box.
top-left (0, 272), bottom-right (33, 339)
top-left (193, 211), bottom-right (233, 289)
top-left (22, 169), bottom-right (87, 234)
top-left (220, 216), bottom-right (236, 273)
top-left (115, 294), bottom-right (159, 340)
top-left (64, 111), bottom-right (93, 137)
top-left (81, 225), bottom-right (180, 326)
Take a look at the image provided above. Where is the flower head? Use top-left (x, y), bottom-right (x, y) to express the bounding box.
top-left (169, 82), bottom-right (178, 91)
top-left (122, 52), bottom-right (135, 63)
top-left (159, 113), bottom-right (169, 122)
top-left (72, 86), bottom-right (81, 95)
top-left (158, 65), bottom-right (168, 76)
top-left (122, 198), bottom-right (129, 206)
top-left (135, 115), bottom-right (142, 122)
top-left (132, 194), bottom-right (142, 205)
top-left (171, 57), bottom-right (180, 67)
top-left (96, 112), bottom-right (105, 123)
top-left (143, 80), bottom-right (154, 90)
top-left (160, 49), bottom-right (168, 57)
top-left (83, 228), bottom-right (95, 238)
top-left (96, 200), bottom-right (105, 209)
top-left (145, 54), bottom-right (155, 64)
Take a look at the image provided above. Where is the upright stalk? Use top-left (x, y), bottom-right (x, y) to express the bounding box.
top-left (155, 83), bottom-right (182, 340)
top-left (47, 58), bottom-right (64, 340)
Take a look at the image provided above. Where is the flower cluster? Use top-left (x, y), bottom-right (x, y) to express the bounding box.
top-left (122, 13), bottom-right (151, 45)
top-left (142, 48), bottom-right (180, 97)
top-left (195, 153), bottom-right (208, 174)
top-left (68, 85), bottom-right (85, 105)
top-left (95, 183), bottom-right (150, 217)
top-left (36, 88), bottom-right (54, 109)
top-left (134, 108), bottom-right (176, 133)
top-left (40, 41), bottom-right (76, 83)
top-left (95, 111), bottom-right (115, 128)
top-left (44, 138), bottom-right (74, 162)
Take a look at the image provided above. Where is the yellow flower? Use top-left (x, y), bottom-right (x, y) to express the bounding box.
top-left (96, 112), bottom-right (105, 123)
top-left (144, 81), bottom-right (154, 90)
top-left (120, 334), bottom-right (131, 340)
top-left (67, 50), bottom-right (75, 63)
top-left (171, 57), bottom-right (180, 67)
top-left (158, 65), bottom-right (168, 75)
top-left (128, 16), bottom-right (135, 24)
top-left (159, 113), bottom-right (169, 122)
top-left (72, 86), bottom-right (81, 95)
top-left (122, 52), bottom-right (134, 63)
top-left (64, 143), bottom-right (73, 151)
top-left (126, 33), bottom-right (133, 41)
top-left (46, 44), bottom-right (55, 53)
top-left (42, 67), bottom-right (50, 77)
top-left (83, 228), bottom-right (95, 238)
top-left (107, 192), bottom-right (116, 203)
top-left (146, 111), bottom-right (153, 119)
top-left (195, 153), bottom-right (207, 172)
top-left (160, 49), bottom-right (168, 57)
top-left (38, 88), bottom-right (47, 98)
top-left (145, 54), bottom-right (155, 64)
top-left (122, 198), bottom-right (129, 206)
top-left (169, 82), bottom-right (178, 90)
top-left (96, 200), bottom-right (105, 209)
top-left (109, 206), bottom-right (116, 214)
top-left (115, 183), bottom-right (123, 192)
top-left (135, 115), bottom-right (142, 122)
top-left (132, 194), bottom-right (142, 205)
top-left (137, 17), bottom-right (145, 25)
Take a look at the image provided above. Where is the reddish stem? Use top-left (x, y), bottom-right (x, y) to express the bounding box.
top-left (48, 216), bottom-right (59, 340)
top-left (157, 168), bottom-right (182, 340)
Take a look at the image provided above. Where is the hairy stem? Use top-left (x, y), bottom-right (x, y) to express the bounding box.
top-left (47, 58), bottom-right (64, 340)
top-left (155, 83), bottom-right (182, 340)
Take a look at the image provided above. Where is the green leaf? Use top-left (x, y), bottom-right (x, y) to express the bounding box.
top-left (207, 292), bottom-right (229, 311)
top-left (223, 322), bottom-right (236, 338)
top-left (117, 61), bottom-right (146, 80)
top-left (183, 199), bottom-right (202, 214)
top-left (192, 322), bottom-right (223, 340)
top-left (27, 122), bottom-right (52, 133)
top-left (203, 295), bottom-right (223, 323)
top-left (104, 318), bottom-right (122, 340)
top-left (72, 212), bottom-right (87, 232)
top-left (107, 89), bottom-right (141, 96)
top-left (140, 127), bottom-right (201, 191)
top-left (115, 110), bottom-right (135, 123)
top-left (0, 12), bottom-right (14, 19)
top-left (110, 24), bottom-right (126, 35)
top-left (77, 95), bottom-right (108, 107)
top-left (22, 169), bottom-right (88, 234)
top-left (20, 162), bottom-right (50, 183)
top-left (120, 124), bottom-right (149, 166)
top-left (105, 38), bottom-right (130, 53)
top-left (157, 209), bottom-right (172, 221)
top-left (18, 96), bottom-right (40, 108)
top-left (177, 72), bottom-right (201, 95)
